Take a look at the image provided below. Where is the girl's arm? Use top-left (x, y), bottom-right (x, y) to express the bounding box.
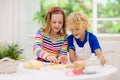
top-left (59, 38), bottom-right (68, 55)
top-left (33, 30), bottom-right (49, 60)
top-left (59, 38), bottom-right (68, 64)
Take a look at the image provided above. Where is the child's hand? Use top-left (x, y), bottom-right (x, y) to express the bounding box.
top-left (58, 55), bottom-right (68, 64)
top-left (98, 56), bottom-right (106, 65)
top-left (77, 57), bottom-right (85, 61)
top-left (46, 56), bottom-right (59, 64)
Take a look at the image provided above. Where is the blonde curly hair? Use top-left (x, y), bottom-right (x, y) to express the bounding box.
top-left (67, 12), bottom-right (90, 30)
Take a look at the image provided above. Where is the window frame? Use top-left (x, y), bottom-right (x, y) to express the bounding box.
top-left (40, 0), bottom-right (120, 36)
top-left (92, 0), bottom-right (120, 36)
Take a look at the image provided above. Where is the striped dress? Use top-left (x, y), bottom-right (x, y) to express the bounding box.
top-left (33, 29), bottom-right (68, 62)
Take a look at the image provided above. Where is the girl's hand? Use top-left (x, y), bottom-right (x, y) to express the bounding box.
top-left (46, 56), bottom-right (59, 64)
top-left (98, 56), bottom-right (106, 65)
top-left (58, 55), bottom-right (68, 64)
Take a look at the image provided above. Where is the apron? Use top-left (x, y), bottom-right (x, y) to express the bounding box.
top-left (73, 33), bottom-right (91, 59)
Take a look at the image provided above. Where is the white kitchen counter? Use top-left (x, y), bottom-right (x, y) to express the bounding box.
top-left (0, 63), bottom-right (117, 80)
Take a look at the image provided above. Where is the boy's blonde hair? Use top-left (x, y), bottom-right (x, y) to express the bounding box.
top-left (41, 7), bottom-right (67, 36)
top-left (67, 12), bottom-right (90, 30)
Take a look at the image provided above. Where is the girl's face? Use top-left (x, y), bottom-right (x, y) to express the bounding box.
top-left (70, 25), bottom-right (85, 39)
top-left (50, 14), bottom-right (63, 33)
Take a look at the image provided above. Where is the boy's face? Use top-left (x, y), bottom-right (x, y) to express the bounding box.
top-left (50, 14), bottom-right (63, 33)
top-left (69, 25), bottom-right (85, 39)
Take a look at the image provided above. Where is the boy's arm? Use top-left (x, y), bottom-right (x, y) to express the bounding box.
top-left (69, 49), bottom-right (78, 63)
top-left (95, 49), bottom-right (106, 65)
top-left (89, 34), bottom-right (106, 65)
top-left (69, 49), bottom-right (85, 63)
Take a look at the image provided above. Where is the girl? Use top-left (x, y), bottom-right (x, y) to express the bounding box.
top-left (67, 12), bottom-right (106, 65)
top-left (33, 7), bottom-right (68, 64)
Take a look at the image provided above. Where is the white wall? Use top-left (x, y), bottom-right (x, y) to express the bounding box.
top-left (0, 0), bottom-right (16, 43)
top-left (0, 0), bottom-right (40, 59)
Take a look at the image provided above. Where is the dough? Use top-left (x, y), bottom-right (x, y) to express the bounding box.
top-left (23, 60), bottom-right (44, 70)
top-left (47, 64), bottom-right (66, 69)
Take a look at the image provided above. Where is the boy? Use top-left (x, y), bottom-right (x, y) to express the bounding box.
top-left (67, 12), bottom-right (106, 65)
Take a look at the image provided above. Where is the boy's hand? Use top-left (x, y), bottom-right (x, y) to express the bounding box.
top-left (98, 56), bottom-right (106, 65)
